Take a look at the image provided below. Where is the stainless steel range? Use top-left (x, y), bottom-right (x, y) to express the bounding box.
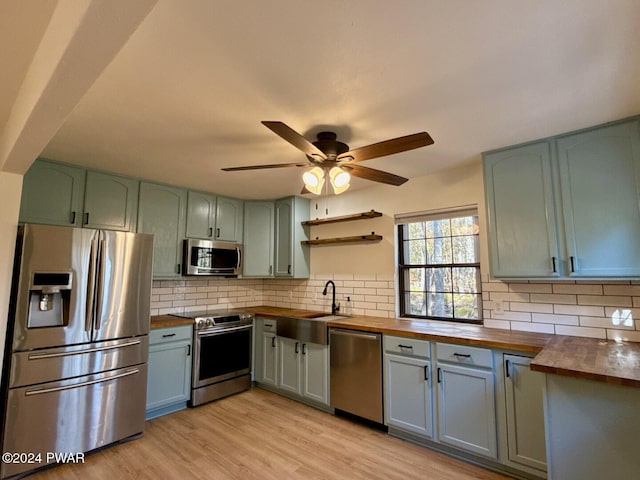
top-left (170, 310), bottom-right (253, 406)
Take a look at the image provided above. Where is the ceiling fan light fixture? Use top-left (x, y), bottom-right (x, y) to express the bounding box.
top-left (302, 166), bottom-right (324, 195)
top-left (329, 166), bottom-right (350, 194)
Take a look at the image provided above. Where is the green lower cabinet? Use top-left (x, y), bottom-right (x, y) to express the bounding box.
top-left (146, 325), bottom-right (192, 420)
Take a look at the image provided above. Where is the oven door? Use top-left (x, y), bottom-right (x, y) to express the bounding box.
top-left (193, 324), bottom-right (252, 388)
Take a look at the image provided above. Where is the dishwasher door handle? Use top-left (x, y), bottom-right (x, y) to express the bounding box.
top-left (330, 330), bottom-right (380, 341)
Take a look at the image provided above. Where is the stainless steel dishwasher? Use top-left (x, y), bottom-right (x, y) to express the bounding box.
top-left (329, 328), bottom-right (383, 424)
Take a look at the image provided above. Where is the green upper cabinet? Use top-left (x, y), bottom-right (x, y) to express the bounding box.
top-left (215, 196), bottom-right (243, 242)
top-left (83, 171), bottom-right (138, 231)
top-left (20, 159), bottom-right (138, 232)
top-left (274, 196), bottom-right (310, 278)
top-left (20, 159), bottom-right (85, 226)
top-left (138, 182), bottom-right (187, 278)
top-left (185, 191), bottom-right (216, 239)
top-left (557, 120), bottom-right (640, 277)
top-left (185, 192), bottom-right (243, 242)
top-left (243, 201), bottom-right (274, 277)
top-left (483, 117), bottom-right (640, 279)
top-left (483, 142), bottom-right (559, 278)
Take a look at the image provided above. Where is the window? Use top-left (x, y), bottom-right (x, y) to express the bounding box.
top-left (397, 208), bottom-right (481, 323)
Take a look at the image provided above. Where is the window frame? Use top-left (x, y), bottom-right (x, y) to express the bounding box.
top-left (396, 209), bottom-right (482, 324)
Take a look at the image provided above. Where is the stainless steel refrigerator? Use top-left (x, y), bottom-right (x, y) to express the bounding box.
top-left (0, 224), bottom-right (153, 479)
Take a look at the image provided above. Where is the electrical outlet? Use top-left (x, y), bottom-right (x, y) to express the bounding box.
top-left (493, 299), bottom-right (504, 314)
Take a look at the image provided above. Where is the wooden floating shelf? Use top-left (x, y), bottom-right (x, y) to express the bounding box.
top-left (302, 234), bottom-right (383, 246)
top-left (302, 210), bottom-right (382, 226)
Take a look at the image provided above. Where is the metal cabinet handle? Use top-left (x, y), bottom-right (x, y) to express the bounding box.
top-left (187, 344), bottom-right (191, 356)
top-left (162, 333), bottom-right (176, 338)
top-left (216, 228), bottom-right (221, 238)
top-left (505, 359), bottom-right (512, 378)
top-left (269, 265), bottom-right (273, 275)
top-left (265, 323), bottom-right (273, 328)
top-left (552, 256), bottom-right (557, 273)
top-left (271, 336), bottom-right (276, 348)
top-left (83, 212), bottom-right (90, 225)
top-left (288, 265), bottom-right (292, 274)
top-left (424, 365), bottom-right (429, 381)
top-left (26, 369), bottom-right (139, 396)
top-left (570, 256), bottom-right (576, 273)
top-left (302, 343), bottom-right (306, 355)
top-left (208, 227), bottom-right (213, 237)
top-left (398, 344), bottom-right (413, 350)
top-left (437, 367), bottom-right (442, 383)
top-left (70, 211), bottom-right (76, 224)
top-left (176, 264), bottom-right (181, 274)
top-left (295, 342), bottom-right (299, 354)
top-left (453, 353), bottom-right (471, 358)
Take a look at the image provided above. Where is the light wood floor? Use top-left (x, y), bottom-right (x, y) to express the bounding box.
top-left (30, 388), bottom-right (513, 479)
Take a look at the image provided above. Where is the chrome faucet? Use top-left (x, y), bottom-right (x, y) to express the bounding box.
top-left (322, 280), bottom-right (340, 315)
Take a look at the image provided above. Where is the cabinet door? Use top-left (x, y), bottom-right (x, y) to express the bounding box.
top-left (385, 354), bottom-right (433, 438)
top-left (261, 332), bottom-right (278, 386)
top-left (243, 201), bottom-right (274, 277)
top-left (83, 171), bottom-right (138, 231)
top-left (186, 191), bottom-right (216, 239)
top-left (437, 363), bottom-right (497, 459)
top-left (137, 182), bottom-right (187, 278)
top-left (146, 339), bottom-right (192, 418)
top-left (504, 355), bottom-right (547, 472)
top-left (19, 159), bottom-right (85, 226)
top-left (302, 342), bottom-right (328, 405)
top-left (274, 198), bottom-right (293, 276)
top-left (483, 142), bottom-right (559, 277)
top-left (557, 120), bottom-right (640, 277)
top-left (215, 196), bottom-right (243, 242)
top-left (278, 337), bottom-right (301, 395)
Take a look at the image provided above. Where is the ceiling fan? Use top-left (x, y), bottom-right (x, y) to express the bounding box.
top-left (222, 121), bottom-right (434, 194)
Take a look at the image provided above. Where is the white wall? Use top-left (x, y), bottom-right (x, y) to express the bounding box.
top-left (308, 159), bottom-right (487, 276)
top-left (0, 173), bottom-right (23, 376)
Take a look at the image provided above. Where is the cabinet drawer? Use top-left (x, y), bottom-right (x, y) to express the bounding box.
top-left (150, 325), bottom-right (192, 345)
top-left (384, 335), bottom-right (430, 358)
top-left (261, 318), bottom-right (277, 333)
top-left (436, 342), bottom-right (493, 369)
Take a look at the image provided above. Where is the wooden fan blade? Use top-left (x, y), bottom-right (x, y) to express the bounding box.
top-left (262, 121), bottom-right (327, 160)
top-left (338, 132), bottom-right (434, 163)
top-left (222, 162), bottom-right (308, 171)
top-left (346, 164), bottom-right (409, 186)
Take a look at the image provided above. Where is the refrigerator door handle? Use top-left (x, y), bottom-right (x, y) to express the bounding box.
top-left (27, 339), bottom-right (142, 360)
top-left (24, 368), bottom-right (140, 396)
top-left (94, 237), bottom-right (107, 332)
top-left (85, 235), bottom-right (99, 333)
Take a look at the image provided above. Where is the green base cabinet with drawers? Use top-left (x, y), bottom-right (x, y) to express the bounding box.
top-left (146, 325), bottom-right (193, 420)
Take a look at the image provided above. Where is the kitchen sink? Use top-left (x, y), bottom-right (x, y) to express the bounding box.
top-left (276, 315), bottom-right (349, 344)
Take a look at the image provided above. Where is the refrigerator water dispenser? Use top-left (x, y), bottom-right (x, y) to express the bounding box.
top-left (27, 272), bottom-right (72, 328)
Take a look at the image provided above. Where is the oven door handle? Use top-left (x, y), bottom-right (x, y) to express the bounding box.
top-left (196, 324), bottom-right (252, 336)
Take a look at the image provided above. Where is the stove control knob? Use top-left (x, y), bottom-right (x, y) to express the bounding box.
top-left (197, 319), bottom-right (206, 329)
top-left (206, 319), bottom-right (214, 327)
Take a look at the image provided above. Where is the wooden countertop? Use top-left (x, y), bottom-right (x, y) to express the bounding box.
top-left (150, 315), bottom-right (194, 329)
top-left (242, 306), bottom-right (551, 353)
top-left (530, 335), bottom-right (640, 387)
top-left (151, 306), bottom-right (640, 387)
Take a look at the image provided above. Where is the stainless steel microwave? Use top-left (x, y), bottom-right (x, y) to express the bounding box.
top-left (183, 239), bottom-right (242, 276)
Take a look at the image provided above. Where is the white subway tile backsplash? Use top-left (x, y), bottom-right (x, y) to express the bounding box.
top-left (150, 276), bottom-right (640, 342)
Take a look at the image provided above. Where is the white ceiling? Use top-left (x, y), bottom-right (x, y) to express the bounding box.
top-left (34, 0), bottom-right (640, 199)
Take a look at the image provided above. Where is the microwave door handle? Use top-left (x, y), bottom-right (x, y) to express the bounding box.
top-left (237, 247), bottom-right (242, 270)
